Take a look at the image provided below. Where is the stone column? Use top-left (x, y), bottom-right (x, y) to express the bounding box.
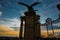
top-left (34, 15), bottom-right (40, 40)
top-left (24, 12), bottom-right (35, 40)
top-left (19, 16), bottom-right (24, 40)
top-left (23, 11), bottom-right (40, 40)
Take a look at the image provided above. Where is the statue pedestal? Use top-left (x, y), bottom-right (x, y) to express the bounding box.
top-left (24, 12), bottom-right (40, 40)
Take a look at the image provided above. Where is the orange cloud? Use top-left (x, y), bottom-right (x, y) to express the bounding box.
top-left (0, 25), bottom-right (60, 38)
top-left (41, 29), bottom-right (60, 38)
top-left (0, 25), bottom-right (19, 37)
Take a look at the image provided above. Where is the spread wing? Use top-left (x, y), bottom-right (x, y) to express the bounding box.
top-left (31, 2), bottom-right (41, 7)
top-left (18, 2), bottom-right (40, 11)
top-left (18, 2), bottom-right (34, 11)
top-left (19, 2), bottom-right (29, 7)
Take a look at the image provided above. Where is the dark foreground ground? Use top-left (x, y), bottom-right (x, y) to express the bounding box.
top-left (0, 37), bottom-right (60, 40)
top-left (0, 37), bottom-right (19, 40)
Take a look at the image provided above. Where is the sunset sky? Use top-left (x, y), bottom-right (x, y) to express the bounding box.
top-left (0, 0), bottom-right (60, 27)
top-left (0, 25), bottom-right (19, 37)
top-left (0, 0), bottom-right (60, 37)
top-left (0, 25), bottom-right (60, 37)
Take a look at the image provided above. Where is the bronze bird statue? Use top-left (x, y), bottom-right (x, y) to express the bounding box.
top-left (18, 2), bottom-right (40, 11)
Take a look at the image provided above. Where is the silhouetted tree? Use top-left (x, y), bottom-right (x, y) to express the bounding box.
top-left (57, 4), bottom-right (60, 10)
top-left (57, 4), bottom-right (60, 38)
top-left (45, 18), bottom-right (54, 37)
